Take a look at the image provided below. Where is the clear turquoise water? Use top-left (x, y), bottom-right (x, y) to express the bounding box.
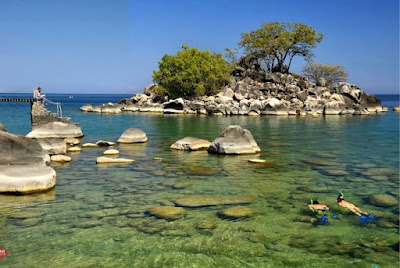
top-left (0, 94), bottom-right (399, 267)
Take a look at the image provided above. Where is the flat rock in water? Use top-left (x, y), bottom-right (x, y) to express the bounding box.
top-left (218, 206), bottom-right (255, 219)
top-left (82, 143), bottom-right (99, 148)
top-left (0, 165), bottom-right (56, 194)
top-left (37, 138), bottom-right (67, 155)
top-left (170, 137), bottom-right (211, 151)
top-left (51, 155), bottom-right (72, 162)
top-left (103, 149), bottom-right (120, 155)
top-left (147, 206), bottom-right (186, 220)
top-left (118, 128), bottom-right (148, 143)
top-left (368, 194), bottom-right (398, 207)
top-left (208, 125), bottom-right (261, 155)
top-left (248, 159), bottom-right (267, 164)
top-left (26, 122), bottom-right (83, 139)
top-left (96, 156), bottom-right (135, 164)
top-left (174, 195), bottom-right (256, 207)
top-left (303, 159), bottom-right (338, 166)
top-left (67, 146), bottom-right (81, 152)
top-left (96, 140), bottom-right (116, 147)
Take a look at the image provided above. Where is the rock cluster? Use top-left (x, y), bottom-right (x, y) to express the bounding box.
top-left (81, 73), bottom-right (387, 116)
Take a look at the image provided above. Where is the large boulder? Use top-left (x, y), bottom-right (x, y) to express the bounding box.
top-left (208, 125), bottom-right (261, 154)
top-left (0, 123), bottom-right (7, 132)
top-left (0, 165), bottom-right (56, 194)
top-left (36, 138), bottom-right (67, 155)
top-left (359, 92), bottom-right (382, 112)
top-left (117, 128), bottom-right (148, 143)
top-left (0, 131), bottom-right (50, 166)
top-left (26, 122), bottom-right (83, 139)
top-left (170, 137), bottom-right (211, 151)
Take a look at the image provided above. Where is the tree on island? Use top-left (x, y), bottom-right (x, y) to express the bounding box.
top-left (153, 45), bottom-right (232, 99)
top-left (238, 22), bottom-right (323, 73)
top-left (302, 62), bottom-right (348, 87)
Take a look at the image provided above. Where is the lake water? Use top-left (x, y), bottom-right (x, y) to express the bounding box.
top-left (0, 93), bottom-right (399, 267)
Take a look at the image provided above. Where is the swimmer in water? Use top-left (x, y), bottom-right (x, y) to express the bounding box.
top-left (308, 200), bottom-right (329, 214)
top-left (336, 194), bottom-right (367, 216)
top-left (337, 193), bottom-right (379, 223)
top-left (308, 199), bottom-right (331, 224)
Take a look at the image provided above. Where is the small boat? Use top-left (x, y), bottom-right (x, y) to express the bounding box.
top-left (69, 96), bottom-right (74, 99)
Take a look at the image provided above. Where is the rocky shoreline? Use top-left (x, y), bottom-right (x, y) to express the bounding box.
top-left (81, 72), bottom-right (389, 116)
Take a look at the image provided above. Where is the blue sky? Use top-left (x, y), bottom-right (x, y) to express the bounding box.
top-left (0, 0), bottom-right (399, 94)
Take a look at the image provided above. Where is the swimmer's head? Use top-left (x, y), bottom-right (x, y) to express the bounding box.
top-left (312, 200), bottom-right (319, 204)
top-left (337, 195), bottom-right (344, 202)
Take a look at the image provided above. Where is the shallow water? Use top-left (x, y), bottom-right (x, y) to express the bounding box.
top-left (0, 94), bottom-right (399, 267)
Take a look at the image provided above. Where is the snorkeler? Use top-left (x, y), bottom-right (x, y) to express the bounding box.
top-left (337, 192), bottom-right (378, 223)
top-left (308, 200), bottom-right (329, 213)
top-left (308, 199), bottom-right (333, 224)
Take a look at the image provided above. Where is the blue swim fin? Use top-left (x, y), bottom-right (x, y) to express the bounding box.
top-left (360, 215), bottom-right (369, 224)
top-left (320, 215), bottom-right (329, 224)
top-left (368, 214), bottom-right (379, 221)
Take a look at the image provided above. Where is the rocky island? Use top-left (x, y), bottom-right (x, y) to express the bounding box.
top-left (81, 71), bottom-right (385, 116)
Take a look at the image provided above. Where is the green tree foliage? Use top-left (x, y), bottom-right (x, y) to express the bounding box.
top-left (238, 22), bottom-right (323, 73)
top-left (224, 48), bottom-right (239, 64)
top-left (302, 62), bottom-right (349, 87)
top-left (152, 45), bottom-right (232, 98)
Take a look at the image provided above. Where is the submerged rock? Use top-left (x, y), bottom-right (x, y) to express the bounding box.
top-left (26, 122), bottom-right (83, 139)
top-left (0, 131), bottom-right (50, 166)
top-left (147, 206), bottom-right (186, 220)
top-left (208, 125), bottom-right (261, 154)
top-left (170, 137), bottom-right (211, 151)
top-left (37, 138), bottom-right (67, 155)
top-left (368, 194), bottom-right (398, 207)
top-left (117, 128), bottom-right (148, 143)
top-left (174, 195), bottom-right (256, 207)
top-left (218, 206), bottom-right (255, 219)
top-left (96, 156), bottom-right (135, 164)
top-left (50, 155), bottom-right (72, 162)
top-left (0, 166), bottom-right (56, 194)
